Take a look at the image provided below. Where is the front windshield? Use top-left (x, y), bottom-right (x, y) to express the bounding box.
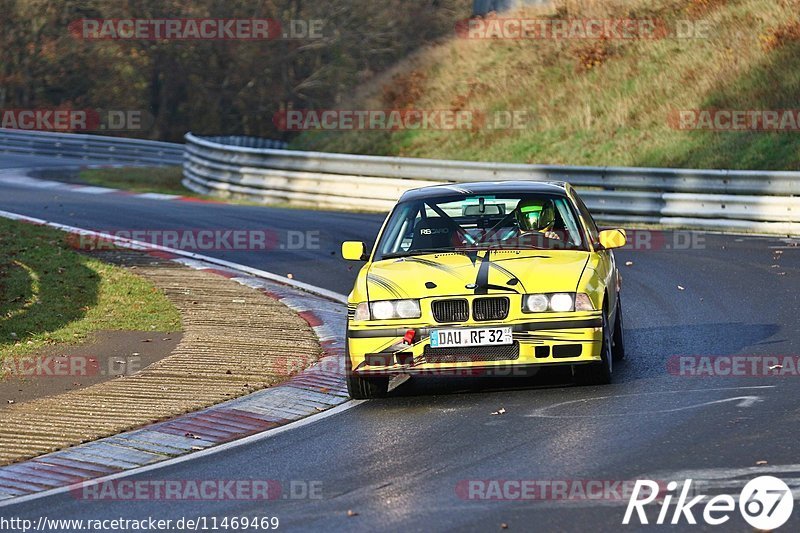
top-left (375, 193), bottom-right (586, 260)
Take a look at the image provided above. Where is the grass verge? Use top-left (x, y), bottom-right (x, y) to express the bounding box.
top-left (78, 166), bottom-right (194, 196)
top-left (294, 0), bottom-right (800, 171)
top-left (0, 217), bottom-right (181, 360)
top-left (76, 166), bottom-right (372, 211)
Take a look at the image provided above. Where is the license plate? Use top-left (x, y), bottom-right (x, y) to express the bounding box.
top-left (429, 327), bottom-right (513, 348)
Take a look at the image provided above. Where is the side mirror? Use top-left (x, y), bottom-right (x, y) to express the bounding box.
top-left (598, 229), bottom-right (627, 250)
top-left (342, 241), bottom-right (368, 261)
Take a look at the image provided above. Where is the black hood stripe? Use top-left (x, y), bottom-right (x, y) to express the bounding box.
top-left (474, 251), bottom-right (491, 295)
top-left (489, 262), bottom-right (527, 293)
top-left (367, 274), bottom-right (404, 298)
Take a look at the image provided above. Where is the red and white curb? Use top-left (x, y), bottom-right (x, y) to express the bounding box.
top-left (0, 210), bottom-right (353, 505)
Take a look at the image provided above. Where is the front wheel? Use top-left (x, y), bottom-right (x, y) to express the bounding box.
top-left (573, 309), bottom-right (613, 386)
top-left (611, 295), bottom-right (625, 362)
top-left (344, 338), bottom-right (389, 399)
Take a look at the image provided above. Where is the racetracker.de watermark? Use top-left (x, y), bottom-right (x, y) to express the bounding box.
top-left (1, 355), bottom-right (141, 379)
top-left (294, 355), bottom-right (536, 378)
top-left (455, 18), bottom-right (714, 40)
top-left (619, 230), bottom-right (705, 251)
top-left (272, 109), bottom-right (531, 131)
top-left (1, 109), bottom-right (151, 132)
top-left (667, 355), bottom-right (800, 377)
top-left (669, 109), bottom-right (800, 131)
top-left (68, 18), bottom-right (323, 40)
top-left (71, 479), bottom-right (322, 501)
top-left (456, 479), bottom-right (664, 501)
top-left (68, 229), bottom-right (320, 252)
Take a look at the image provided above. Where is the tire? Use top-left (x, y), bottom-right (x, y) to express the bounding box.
top-left (574, 308), bottom-right (613, 386)
top-left (611, 294), bottom-right (625, 362)
top-left (345, 337), bottom-right (389, 399)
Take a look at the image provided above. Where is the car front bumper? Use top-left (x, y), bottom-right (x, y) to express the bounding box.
top-left (347, 314), bottom-right (604, 376)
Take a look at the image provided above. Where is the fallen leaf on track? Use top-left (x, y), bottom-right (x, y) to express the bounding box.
top-left (491, 408), bottom-right (506, 415)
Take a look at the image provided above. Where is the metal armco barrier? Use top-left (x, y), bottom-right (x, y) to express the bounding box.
top-left (184, 133), bottom-right (800, 235)
top-left (0, 129), bottom-right (183, 165)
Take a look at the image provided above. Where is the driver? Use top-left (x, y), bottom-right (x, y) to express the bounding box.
top-left (516, 198), bottom-right (561, 240)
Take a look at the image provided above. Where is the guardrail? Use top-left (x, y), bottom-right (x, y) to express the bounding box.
top-left (184, 133), bottom-right (800, 235)
top-left (0, 129), bottom-right (183, 165)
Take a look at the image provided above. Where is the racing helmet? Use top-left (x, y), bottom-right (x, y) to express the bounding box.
top-left (517, 198), bottom-right (556, 232)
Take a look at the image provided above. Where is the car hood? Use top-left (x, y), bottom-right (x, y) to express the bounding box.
top-left (366, 250), bottom-right (590, 300)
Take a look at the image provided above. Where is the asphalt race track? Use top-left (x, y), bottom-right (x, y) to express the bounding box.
top-left (1, 154), bottom-right (798, 531)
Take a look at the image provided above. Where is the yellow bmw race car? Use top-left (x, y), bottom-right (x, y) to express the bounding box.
top-left (341, 181), bottom-right (627, 399)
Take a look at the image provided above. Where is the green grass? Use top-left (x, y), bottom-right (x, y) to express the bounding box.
top-left (0, 218), bottom-right (181, 360)
top-left (77, 166), bottom-right (380, 212)
top-left (293, 0), bottom-right (800, 171)
top-left (78, 166), bottom-right (194, 196)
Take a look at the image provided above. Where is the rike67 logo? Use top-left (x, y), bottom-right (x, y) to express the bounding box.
top-left (624, 476), bottom-right (794, 529)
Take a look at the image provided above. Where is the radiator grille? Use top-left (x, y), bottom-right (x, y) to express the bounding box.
top-left (423, 342), bottom-right (520, 363)
top-left (431, 299), bottom-right (469, 323)
top-left (472, 297), bottom-right (510, 321)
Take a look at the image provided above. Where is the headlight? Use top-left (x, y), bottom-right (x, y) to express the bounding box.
top-left (395, 299), bottom-right (421, 318)
top-left (368, 299), bottom-right (421, 320)
top-left (522, 293), bottom-right (594, 313)
top-left (371, 301), bottom-right (395, 320)
top-left (549, 293), bottom-right (574, 312)
top-left (524, 293), bottom-right (549, 312)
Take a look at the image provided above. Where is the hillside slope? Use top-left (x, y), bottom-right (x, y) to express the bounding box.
top-left (294, 0), bottom-right (800, 170)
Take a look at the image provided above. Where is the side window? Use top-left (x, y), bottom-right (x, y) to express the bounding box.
top-left (572, 193), bottom-right (600, 244)
top-left (378, 203), bottom-right (422, 256)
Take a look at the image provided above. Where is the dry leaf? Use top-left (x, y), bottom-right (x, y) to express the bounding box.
top-left (625, 261), bottom-right (633, 266)
top-left (347, 510), bottom-right (358, 517)
top-left (677, 285), bottom-right (685, 291)
top-left (756, 460), bottom-right (768, 465)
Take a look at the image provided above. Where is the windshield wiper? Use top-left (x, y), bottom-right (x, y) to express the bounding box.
top-left (472, 243), bottom-right (548, 251)
top-left (381, 248), bottom-right (463, 259)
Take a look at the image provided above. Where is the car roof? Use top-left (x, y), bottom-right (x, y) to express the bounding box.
top-left (398, 181), bottom-right (569, 202)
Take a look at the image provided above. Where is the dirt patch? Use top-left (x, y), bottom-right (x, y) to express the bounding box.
top-left (0, 331), bottom-right (181, 408)
top-left (0, 250), bottom-right (322, 465)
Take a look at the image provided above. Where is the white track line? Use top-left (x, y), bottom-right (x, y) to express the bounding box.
top-left (0, 208), bottom-right (357, 508)
top-left (0, 401), bottom-right (363, 508)
top-left (0, 209), bottom-right (347, 304)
